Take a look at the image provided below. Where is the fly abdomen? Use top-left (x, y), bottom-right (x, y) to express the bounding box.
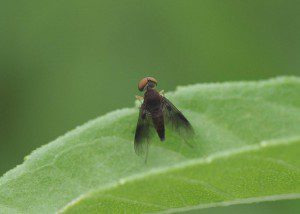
top-left (151, 112), bottom-right (165, 141)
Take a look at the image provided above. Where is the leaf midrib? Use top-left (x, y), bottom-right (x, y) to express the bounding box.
top-left (58, 136), bottom-right (300, 213)
top-left (158, 193), bottom-right (300, 214)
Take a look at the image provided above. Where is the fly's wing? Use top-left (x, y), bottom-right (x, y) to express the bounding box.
top-left (162, 96), bottom-right (194, 135)
top-left (134, 104), bottom-right (152, 155)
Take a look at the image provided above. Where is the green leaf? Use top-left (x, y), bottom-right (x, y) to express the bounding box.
top-left (0, 77), bottom-right (300, 213)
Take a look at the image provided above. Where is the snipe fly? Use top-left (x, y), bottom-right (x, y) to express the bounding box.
top-left (134, 77), bottom-right (194, 159)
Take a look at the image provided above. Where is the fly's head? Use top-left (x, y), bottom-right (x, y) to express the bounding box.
top-left (138, 77), bottom-right (158, 92)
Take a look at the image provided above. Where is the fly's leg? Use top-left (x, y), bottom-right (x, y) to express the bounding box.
top-left (159, 90), bottom-right (165, 96)
top-left (135, 95), bottom-right (144, 104)
top-left (135, 95), bottom-right (143, 100)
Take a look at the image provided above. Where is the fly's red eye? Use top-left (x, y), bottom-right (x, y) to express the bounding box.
top-left (138, 78), bottom-right (148, 91)
top-left (138, 77), bottom-right (158, 91)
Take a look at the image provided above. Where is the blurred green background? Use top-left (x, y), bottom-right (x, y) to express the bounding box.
top-left (0, 0), bottom-right (299, 207)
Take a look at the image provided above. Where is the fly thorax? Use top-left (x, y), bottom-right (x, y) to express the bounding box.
top-left (145, 91), bottom-right (160, 106)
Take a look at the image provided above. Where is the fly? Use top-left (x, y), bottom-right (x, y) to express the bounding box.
top-left (134, 77), bottom-right (194, 160)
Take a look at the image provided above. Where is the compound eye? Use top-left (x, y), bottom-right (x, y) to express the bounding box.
top-left (138, 78), bottom-right (148, 91)
top-left (147, 77), bottom-right (158, 85)
top-left (138, 77), bottom-right (158, 91)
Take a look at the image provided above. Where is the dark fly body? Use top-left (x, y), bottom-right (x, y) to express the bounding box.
top-left (134, 77), bottom-right (194, 158)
